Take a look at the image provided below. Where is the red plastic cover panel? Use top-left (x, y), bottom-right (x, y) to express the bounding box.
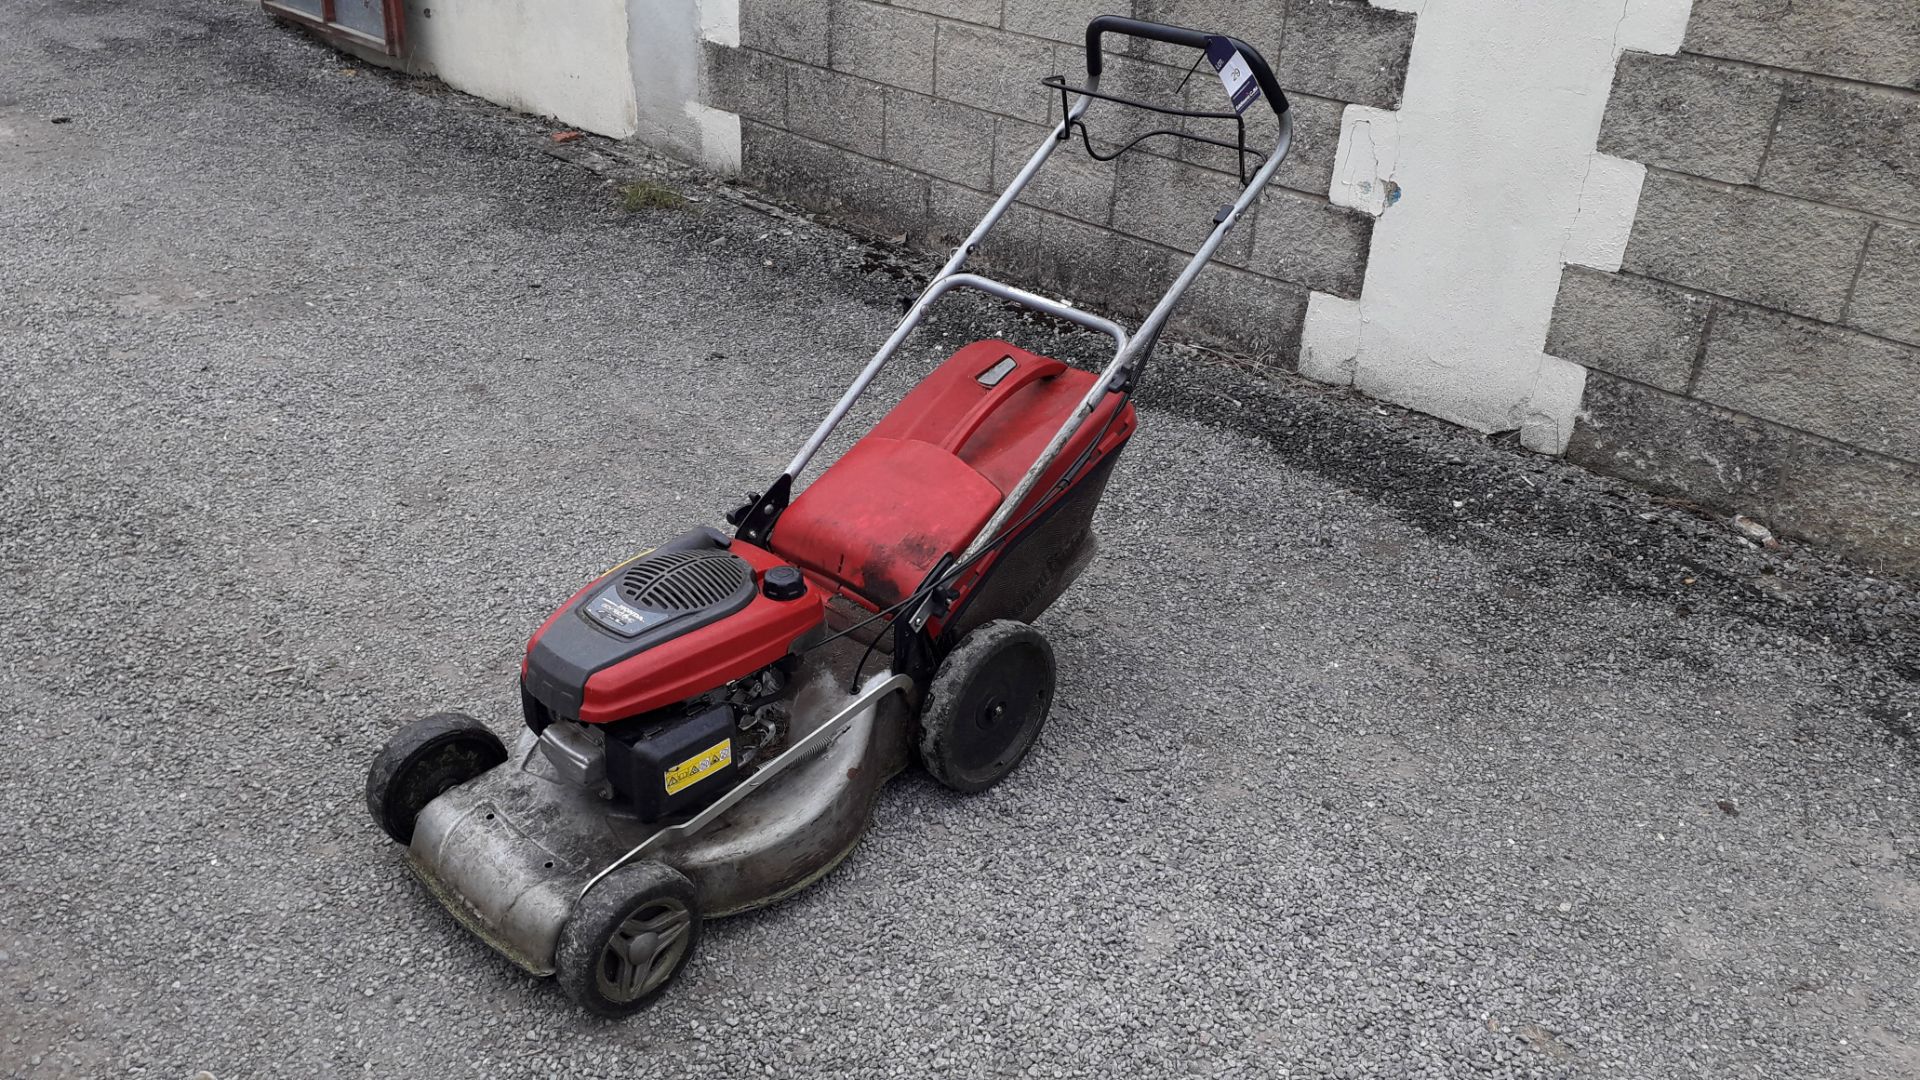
top-left (772, 340), bottom-right (1134, 608)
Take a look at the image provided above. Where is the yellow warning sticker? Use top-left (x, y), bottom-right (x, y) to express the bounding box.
top-left (664, 739), bottom-right (733, 795)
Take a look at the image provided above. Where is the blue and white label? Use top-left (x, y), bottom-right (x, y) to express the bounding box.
top-left (1205, 36), bottom-right (1262, 115)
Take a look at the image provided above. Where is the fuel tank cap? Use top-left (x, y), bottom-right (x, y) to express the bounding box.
top-left (762, 565), bottom-right (807, 601)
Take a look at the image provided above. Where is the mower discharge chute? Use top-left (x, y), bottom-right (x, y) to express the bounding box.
top-left (365, 16), bottom-right (1295, 1016)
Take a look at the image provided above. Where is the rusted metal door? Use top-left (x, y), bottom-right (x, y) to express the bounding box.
top-left (262, 0), bottom-right (405, 57)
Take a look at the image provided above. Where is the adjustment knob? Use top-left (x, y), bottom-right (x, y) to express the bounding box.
top-left (762, 565), bottom-right (807, 601)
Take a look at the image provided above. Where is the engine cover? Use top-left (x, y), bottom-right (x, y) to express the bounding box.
top-left (585, 548), bottom-right (755, 636)
top-left (521, 528), bottom-right (825, 725)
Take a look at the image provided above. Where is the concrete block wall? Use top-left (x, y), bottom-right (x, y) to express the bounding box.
top-left (1547, 1), bottom-right (1920, 573)
top-left (701, 0), bottom-right (1414, 362)
top-left (683, 0), bottom-right (1917, 575)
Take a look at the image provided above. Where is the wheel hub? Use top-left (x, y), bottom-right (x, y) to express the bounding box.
top-left (950, 654), bottom-right (1046, 774)
top-left (622, 931), bottom-right (661, 965)
top-left (598, 901), bottom-right (691, 1003)
top-left (979, 700), bottom-right (1007, 730)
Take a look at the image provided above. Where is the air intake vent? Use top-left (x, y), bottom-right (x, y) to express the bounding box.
top-left (617, 549), bottom-right (754, 612)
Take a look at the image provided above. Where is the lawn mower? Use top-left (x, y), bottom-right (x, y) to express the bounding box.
top-left (365, 16), bottom-right (1295, 1015)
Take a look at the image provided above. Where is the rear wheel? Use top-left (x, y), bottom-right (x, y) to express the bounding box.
top-left (365, 712), bottom-right (507, 845)
top-left (556, 863), bottom-right (701, 1017)
top-left (918, 620), bottom-right (1055, 794)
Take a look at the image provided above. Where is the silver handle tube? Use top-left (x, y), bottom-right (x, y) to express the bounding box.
top-left (935, 274), bottom-right (1130, 349)
top-left (783, 88), bottom-right (1100, 480)
top-left (1122, 109), bottom-right (1294, 372)
top-left (957, 110), bottom-right (1295, 564)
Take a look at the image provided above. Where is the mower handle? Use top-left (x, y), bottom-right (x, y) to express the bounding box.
top-left (780, 42), bottom-right (1294, 558)
top-left (1084, 15), bottom-right (1289, 120)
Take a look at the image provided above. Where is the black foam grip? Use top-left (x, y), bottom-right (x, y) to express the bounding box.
top-left (1084, 15), bottom-right (1290, 117)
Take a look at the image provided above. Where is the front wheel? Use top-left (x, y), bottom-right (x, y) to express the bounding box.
top-left (365, 712), bottom-right (507, 845)
top-left (556, 863), bottom-right (701, 1017)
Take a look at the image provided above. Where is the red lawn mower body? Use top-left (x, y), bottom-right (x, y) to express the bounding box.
top-left (374, 13), bottom-right (1289, 1016)
top-left (521, 337), bottom-right (1135, 729)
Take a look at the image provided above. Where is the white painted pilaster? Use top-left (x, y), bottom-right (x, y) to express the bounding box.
top-left (684, 0), bottom-right (744, 172)
top-left (629, 0), bottom-right (743, 172)
top-left (404, 0), bottom-right (639, 139)
top-left (1299, 0), bottom-right (1694, 454)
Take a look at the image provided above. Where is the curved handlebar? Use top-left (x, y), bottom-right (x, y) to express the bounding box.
top-left (1084, 15), bottom-right (1289, 119)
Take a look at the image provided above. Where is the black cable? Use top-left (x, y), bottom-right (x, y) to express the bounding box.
top-left (1174, 50), bottom-right (1206, 95)
top-left (1041, 75), bottom-right (1265, 186)
top-left (1067, 119), bottom-right (1262, 187)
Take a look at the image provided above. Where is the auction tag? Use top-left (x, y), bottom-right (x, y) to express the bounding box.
top-left (1205, 36), bottom-right (1262, 114)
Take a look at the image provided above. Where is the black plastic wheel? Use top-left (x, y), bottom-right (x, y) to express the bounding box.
top-left (556, 862), bottom-right (701, 1018)
top-left (364, 712), bottom-right (508, 845)
top-left (918, 619), bottom-right (1055, 794)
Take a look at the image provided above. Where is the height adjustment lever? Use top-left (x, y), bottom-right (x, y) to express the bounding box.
top-left (724, 492), bottom-right (760, 527)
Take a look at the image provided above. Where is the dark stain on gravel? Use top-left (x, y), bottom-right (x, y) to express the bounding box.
top-left (1870, 700), bottom-right (1920, 760)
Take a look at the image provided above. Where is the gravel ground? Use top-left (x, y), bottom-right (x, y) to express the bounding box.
top-left (4, 3), bottom-right (1918, 1078)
